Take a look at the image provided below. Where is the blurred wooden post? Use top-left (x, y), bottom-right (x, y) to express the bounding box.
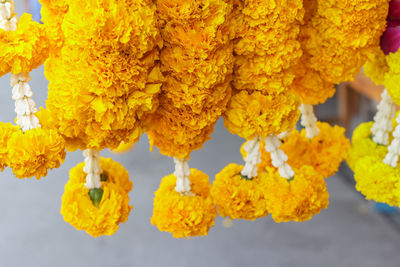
top-left (338, 72), bottom-right (385, 129)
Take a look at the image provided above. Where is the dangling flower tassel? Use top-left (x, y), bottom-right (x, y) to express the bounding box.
top-left (151, 158), bottom-right (217, 238)
top-left (211, 137), bottom-right (269, 220)
top-left (61, 149), bottom-right (132, 237)
top-left (263, 134), bottom-right (329, 222)
top-left (0, 1), bottom-right (65, 178)
top-left (270, 103), bottom-right (350, 178)
top-left (348, 89), bottom-right (395, 171)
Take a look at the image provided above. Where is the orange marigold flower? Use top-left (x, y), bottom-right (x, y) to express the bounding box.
top-left (151, 169), bottom-right (217, 238)
top-left (211, 163), bottom-right (269, 220)
top-left (264, 165), bottom-right (329, 223)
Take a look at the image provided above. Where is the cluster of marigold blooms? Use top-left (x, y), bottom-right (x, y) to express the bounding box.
top-left (0, 0), bottom-right (390, 238)
top-left (348, 0), bottom-right (400, 208)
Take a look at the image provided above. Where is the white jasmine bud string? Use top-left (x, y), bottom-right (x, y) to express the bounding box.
top-left (174, 157), bottom-right (192, 195)
top-left (371, 89), bottom-right (396, 146)
top-left (299, 104), bottom-right (319, 139)
top-left (241, 137), bottom-right (261, 179)
top-left (264, 135), bottom-right (294, 179)
top-left (83, 149), bottom-right (102, 189)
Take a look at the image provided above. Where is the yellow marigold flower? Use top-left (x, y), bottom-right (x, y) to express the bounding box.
top-left (347, 122), bottom-right (388, 171)
top-left (264, 166), bottom-right (329, 223)
top-left (151, 169), bottom-right (217, 238)
top-left (7, 128), bottom-right (66, 179)
top-left (364, 49), bottom-right (389, 86)
top-left (43, 0), bottom-right (163, 151)
top-left (211, 163), bottom-right (269, 220)
top-left (0, 14), bottom-right (49, 76)
top-left (67, 158), bottom-right (132, 194)
top-left (147, 83), bottom-right (231, 158)
top-left (354, 154), bottom-right (400, 207)
top-left (61, 182), bottom-right (132, 237)
top-left (232, 0), bottom-right (304, 94)
top-left (291, 59), bottom-right (336, 105)
top-left (293, 0), bottom-right (388, 104)
top-left (0, 122), bottom-right (19, 171)
top-left (384, 51), bottom-right (400, 104)
top-left (223, 90), bottom-right (300, 139)
top-left (148, 0), bottom-right (234, 159)
top-left (278, 122), bottom-right (350, 178)
top-left (307, 0), bottom-right (389, 84)
top-left (38, 0), bottom-right (68, 52)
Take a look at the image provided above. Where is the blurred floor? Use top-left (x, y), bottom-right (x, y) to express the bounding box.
top-left (0, 5), bottom-right (399, 267)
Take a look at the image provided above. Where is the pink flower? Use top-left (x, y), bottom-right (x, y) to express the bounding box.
top-left (381, 26), bottom-right (400, 55)
top-left (389, 0), bottom-right (400, 20)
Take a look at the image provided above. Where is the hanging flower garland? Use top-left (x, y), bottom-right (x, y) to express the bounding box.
top-left (61, 153), bottom-right (132, 237)
top-left (350, 0), bottom-right (400, 207)
top-left (0, 0), bottom-right (66, 179)
top-left (212, 0), bottom-right (330, 223)
top-left (148, 0), bottom-right (234, 238)
top-left (285, 0), bottom-right (389, 179)
top-left (36, 0), bottom-right (163, 236)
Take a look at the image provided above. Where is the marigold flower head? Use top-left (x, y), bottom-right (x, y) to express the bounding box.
top-left (148, 0), bottom-right (234, 159)
top-left (347, 122), bottom-right (389, 171)
top-left (274, 122), bottom-right (350, 178)
top-left (0, 122), bottom-right (19, 171)
top-left (354, 154), bottom-right (400, 207)
top-left (151, 168), bottom-right (217, 238)
top-left (211, 163), bottom-right (269, 220)
top-left (264, 165), bottom-right (329, 223)
top-left (223, 90), bottom-right (300, 139)
top-left (67, 158), bottom-right (132, 194)
top-left (61, 182), bottom-right (132, 237)
top-left (232, 0), bottom-right (304, 94)
top-left (364, 49), bottom-right (389, 86)
top-left (0, 14), bottom-right (49, 76)
top-left (43, 0), bottom-right (163, 151)
top-left (7, 127), bottom-right (66, 179)
top-left (293, 0), bottom-right (388, 104)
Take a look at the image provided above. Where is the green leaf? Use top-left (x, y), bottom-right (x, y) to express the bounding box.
top-left (88, 188), bottom-right (103, 208)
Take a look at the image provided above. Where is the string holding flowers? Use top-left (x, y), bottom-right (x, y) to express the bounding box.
top-left (37, 0), bottom-right (164, 236)
top-left (0, 0), bottom-right (66, 179)
top-left (148, 0), bottom-right (234, 238)
top-left (212, 0), bottom-right (330, 223)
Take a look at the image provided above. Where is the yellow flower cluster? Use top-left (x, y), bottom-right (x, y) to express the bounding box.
top-left (223, 0), bottom-right (302, 138)
top-left (223, 90), bottom-right (299, 140)
top-left (278, 122), bottom-right (350, 178)
top-left (151, 169), bottom-right (217, 238)
top-left (372, 51), bottom-right (400, 104)
top-left (264, 166), bottom-right (329, 222)
top-left (347, 122), bottom-right (389, 171)
top-left (61, 158), bottom-right (132, 237)
top-left (0, 14), bottom-right (49, 76)
top-left (211, 163), bottom-right (269, 220)
top-left (1, 126), bottom-right (66, 179)
top-left (292, 0), bottom-right (389, 105)
top-left (0, 122), bottom-right (19, 171)
top-left (147, 0), bottom-right (234, 159)
top-left (38, 0), bottom-right (68, 53)
top-left (240, 122), bottom-right (350, 178)
top-left (41, 0), bottom-right (163, 151)
top-left (354, 154), bottom-right (400, 207)
top-left (233, 0), bottom-right (304, 93)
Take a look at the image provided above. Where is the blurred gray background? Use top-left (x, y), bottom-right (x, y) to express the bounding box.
top-left (0, 3), bottom-right (399, 267)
